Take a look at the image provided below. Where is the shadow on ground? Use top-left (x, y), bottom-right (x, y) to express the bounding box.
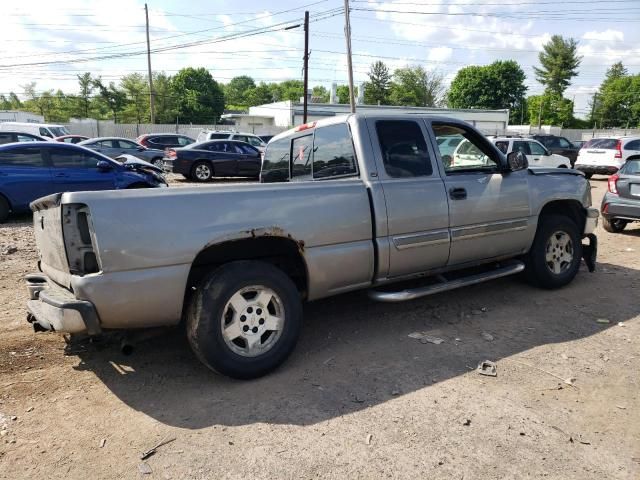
top-left (71, 261), bottom-right (639, 429)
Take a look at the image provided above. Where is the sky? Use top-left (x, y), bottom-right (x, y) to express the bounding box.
top-left (1, 0), bottom-right (639, 119)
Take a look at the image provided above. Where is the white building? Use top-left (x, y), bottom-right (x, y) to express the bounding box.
top-left (0, 110), bottom-right (44, 123)
top-left (247, 101), bottom-right (510, 134)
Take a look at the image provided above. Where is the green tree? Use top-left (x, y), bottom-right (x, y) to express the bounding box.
top-left (447, 60), bottom-right (527, 123)
top-left (527, 92), bottom-right (575, 127)
top-left (8, 92), bottom-right (22, 109)
top-left (278, 80), bottom-right (305, 102)
top-left (153, 72), bottom-right (176, 124)
top-left (120, 73), bottom-right (149, 123)
top-left (244, 82), bottom-right (274, 106)
top-left (364, 60), bottom-right (391, 105)
top-left (225, 75), bottom-right (256, 108)
top-left (533, 35), bottom-right (581, 95)
top-left (336, 84), bottom-right (358, 104)
top-left (390, 66), bottom-right (445, 107)
top-left (312, 85), bottom-right (329, 103)
top-left (593, 73), bottom-right (640, 128)
top-left (171, 67), bottom-right (224, 123)
top-left (93, 78), bottom-right (127, 123)
top-left (76, 72), bottom-right (95, 119)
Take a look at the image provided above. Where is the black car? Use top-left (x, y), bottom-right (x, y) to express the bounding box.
top-left (163, 140), bottom-right (262, 181)
top-left (531, 134), bottom-right (579, 167)
top-left (0, 131), bottom-right (47, 144)
top-left (136, 133), bottom-right (195, 150)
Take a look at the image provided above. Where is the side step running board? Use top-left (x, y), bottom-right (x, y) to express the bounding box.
top-left (368, 260), bottom-right (525, 303)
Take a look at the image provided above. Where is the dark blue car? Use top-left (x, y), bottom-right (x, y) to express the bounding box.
top-left (0, 142), bottom-right (167, 222)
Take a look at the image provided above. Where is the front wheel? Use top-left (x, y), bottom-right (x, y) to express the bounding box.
top-left (186, 261), bottom-right (303, 379)
top-left (524, 214), bottom-right (582, 289)
top-left (602, 217), bottom-right (627, 233)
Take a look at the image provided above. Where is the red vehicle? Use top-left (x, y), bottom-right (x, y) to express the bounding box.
top-left (54, 135), bottom-right (90, 144)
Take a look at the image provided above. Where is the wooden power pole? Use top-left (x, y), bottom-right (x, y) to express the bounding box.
top-left (303, 11), bottom-right (310, 123)
top-left (145, 3), bottom-right (156, 124)
top-left (343, 0), bottom-right (356, 113)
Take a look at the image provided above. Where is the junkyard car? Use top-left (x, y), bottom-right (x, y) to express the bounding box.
top-left (26, 114), bottom-right (598, 379)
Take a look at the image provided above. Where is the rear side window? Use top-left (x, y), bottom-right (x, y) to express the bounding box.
top-left (494, 141), bottom-right (508, 153)
top-left (621, 159), bottom-right (640, 174)
top-left (49, 148), bottom-right (102, 168)
top-left (513, 141), bottom-right (531, 155)
top-left (246, 136), bottom-right (263, 147)
top-left (17, 134), bottom-right (38, 142)
top-left (39, 128), bottom-right (53, 138)
top-left (261, 138), bottom-right (290, 182)
top-left (376, 120), bottom-right (432, 178)
top-left (208, 133), bottom-right (228, 140)
top-left (233, 143), bottom-right (259, 155)
top-left (291, 135), bottom-right (313, 181)
top-left (178, 136), bottom-right (192, 146)
top-left (558, 137), bottom-right (571, 148)
top-left (312, 123), bottom-right (357, 179)
top-left (0, 147), bottom-right (43, 167)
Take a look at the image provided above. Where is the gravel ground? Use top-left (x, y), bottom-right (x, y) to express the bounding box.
top-left (0, 178), bottom-right (638, 480)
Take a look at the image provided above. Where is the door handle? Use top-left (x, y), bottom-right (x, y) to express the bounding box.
top-left (54, 172), bottom-right (68, 178)
top-left (534, 158), bottom-right (540, 161)
top-left (449, 187), bottom-right (467, 200)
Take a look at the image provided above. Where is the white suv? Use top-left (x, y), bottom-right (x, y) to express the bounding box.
top-left (575, 136), bottom-right (640, 179)
top-left (196, 130), bottom-right (266, 151)
top-left (489, 137), bottom-right (571, 168)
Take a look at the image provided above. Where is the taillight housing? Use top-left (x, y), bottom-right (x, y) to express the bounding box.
top-left (614, 140), bottom-right (622, 159)
top-left (608, 174), bottom-right (619, 194)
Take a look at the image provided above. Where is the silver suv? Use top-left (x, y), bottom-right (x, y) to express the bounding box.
top-left (196, 130), bottom-right (266, 151)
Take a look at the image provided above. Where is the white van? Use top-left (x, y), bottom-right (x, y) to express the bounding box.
top-left (0, 122), bottom-right (70, 140)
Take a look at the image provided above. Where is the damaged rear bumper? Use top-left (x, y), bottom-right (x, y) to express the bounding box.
top-left (25, 273), bottom-right (101, 335)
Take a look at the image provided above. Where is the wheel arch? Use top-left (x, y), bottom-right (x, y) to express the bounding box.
top-left (185, 235), bottom-right (309, 311)
top-left (537, 199), bottom-right (586, 233)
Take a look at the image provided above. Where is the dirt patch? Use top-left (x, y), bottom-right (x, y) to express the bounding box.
top-left (0, 179), bottom-right (638, 479)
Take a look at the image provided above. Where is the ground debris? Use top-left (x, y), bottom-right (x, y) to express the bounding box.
top-left (408, 332), bottom-right (444, 344)
top-left (1, 246), bottom-right (17, 255)
top-left (481, 332), bottom-right (494, 342)
top-left (140, 436), bottom-right (176, 460)
top-left (99, 438), bottom-right (106, 448)
top-left (477, 360), bottom-right (497, 377)
top-left (596, 318), bottom-right (610, 324)
top-left (365, 433), bottom-right (373, 445)
top-left (138, 462), bottom-right (153, 475)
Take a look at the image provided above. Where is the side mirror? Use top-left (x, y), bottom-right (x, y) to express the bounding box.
top-left (506, 151), bottom-right (528, 171)
top-left (96, 160), bottom-right (113, 171)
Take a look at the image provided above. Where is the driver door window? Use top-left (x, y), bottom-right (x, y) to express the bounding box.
top-left (528, 141), bottom-right (547, 156)
top-left (39, 128), bottom-right (53, 138)
top-left (433, 126), bottom-right (497, 173)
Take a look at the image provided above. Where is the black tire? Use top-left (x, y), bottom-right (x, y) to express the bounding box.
top-left (126, 182), bottom-right (150, 189)
top-left (584, 172), bottom-right (593, 179)
top-left (558, 164), bottom-right (568, 168)
top-left (186, 261), bottom-right (303, 379)
top-left (524, 214), bottom-right (583, 289)
top-left (602, 217), bottom-right (627, 233)
top-left (191, 161), bottom-right (213, 182)
top-left (0, 196), bottom-right (9, 223)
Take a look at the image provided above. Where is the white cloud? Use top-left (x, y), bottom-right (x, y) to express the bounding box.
top-left (582, 29), bottom-right (624, 42)
top-left (428, 47), bottom-right (453, 62)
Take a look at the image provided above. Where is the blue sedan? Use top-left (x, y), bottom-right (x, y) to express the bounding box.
top-left (0, 142), bottom-right (167, 222)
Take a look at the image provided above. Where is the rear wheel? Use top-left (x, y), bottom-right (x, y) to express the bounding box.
top-left (152, 158), bottom-right (163, 168)
top-left (584, 172), bottom-right (593, 179)
top-left (192, 161), bottom-right (213, 182)
top-left (0, 196), bottom-right (9, 223)
top-left (524, 214), bottom-right (582, 289)
top-left (602, 217), bottom-right (627, 233)
top-left (186, 261), bottom-right (303, 379)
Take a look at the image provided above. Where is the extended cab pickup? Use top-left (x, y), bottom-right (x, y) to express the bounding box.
top-left (26, 114), bottom-right (599, 379)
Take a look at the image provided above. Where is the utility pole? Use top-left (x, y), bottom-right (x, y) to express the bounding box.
top-left (520, 97), bottom-right (524, 125)
top-left (303, 11), bottom-right (310, 123)
top-left (145, 3), bottom-right (156, 124)
top-left (343, 0), bottom-right (356, 113)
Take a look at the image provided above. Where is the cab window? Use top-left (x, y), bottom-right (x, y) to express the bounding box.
top-left (261, 138), bottom-right (290, 183)
top-left (433, 123), bottom-right (498, 173)
top-left (291, 135), bottom-right (313, 181)
top-left (376, 120), bottom-right (432, 178)
top-left (312, 123), bottom-right (357, 179)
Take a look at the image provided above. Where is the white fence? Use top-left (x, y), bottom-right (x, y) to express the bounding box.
top-left (65, 120), bottom-right (286, 139)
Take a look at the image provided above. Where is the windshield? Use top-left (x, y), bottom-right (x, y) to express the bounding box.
top-left (49, 126), bottom-right (70, 137)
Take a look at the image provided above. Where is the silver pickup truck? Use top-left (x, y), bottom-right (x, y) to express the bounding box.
top-left (26, 114), bottom-right (599, 379)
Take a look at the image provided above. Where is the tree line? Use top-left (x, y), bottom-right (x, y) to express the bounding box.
top-left (2, 34), bottom-right (634, 128)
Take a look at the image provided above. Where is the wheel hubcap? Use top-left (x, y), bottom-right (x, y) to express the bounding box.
top-left (545, 230), bottom-right (574, 275)
top-left (153, 159), bottom-right (163, 167)
top-left (195, 165), bottom-right (210, 180)
top-left (221, 286), bottom-right (284, 357)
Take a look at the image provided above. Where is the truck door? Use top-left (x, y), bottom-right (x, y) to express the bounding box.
top-left (366, 118), bottom-right (450, 278)
top-left (427, 120), bottom-right (531, 266)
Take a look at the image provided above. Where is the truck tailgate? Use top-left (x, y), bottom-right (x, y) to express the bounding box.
top-left (30, 193), bottom-right (72, 288)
